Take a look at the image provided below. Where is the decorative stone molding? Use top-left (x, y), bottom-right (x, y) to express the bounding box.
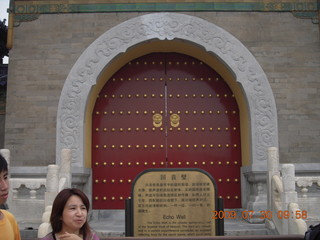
top-left (56, 13), bottom-right (278, 171)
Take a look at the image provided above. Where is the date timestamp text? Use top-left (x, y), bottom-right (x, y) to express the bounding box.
top-left (212, 210), bottom-right (308, 220)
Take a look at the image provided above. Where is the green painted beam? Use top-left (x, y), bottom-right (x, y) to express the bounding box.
top-left (13, 2), bottom-right (319, 14)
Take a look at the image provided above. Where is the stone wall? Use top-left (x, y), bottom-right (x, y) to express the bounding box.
top-left (4, 12), bottom-right (320, 166)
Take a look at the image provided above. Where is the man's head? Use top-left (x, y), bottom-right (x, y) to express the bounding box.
top-left (0, 154), bottom-right (9, 205)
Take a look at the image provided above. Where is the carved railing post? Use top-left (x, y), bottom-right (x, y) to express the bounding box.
top-left (38, 164), bottom-right (59, 238)
top-left (59, 148), bottom-right (72, 191)
top-left (267, 147), bottom-right (279, 212)
top-left (280, 164), bottom-right (297, 234)
top-left (46, 164), bottom-right (59, 203)
top-left (38, 149), bottom-right (72, 238)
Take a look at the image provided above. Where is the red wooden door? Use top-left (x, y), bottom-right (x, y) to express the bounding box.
top-left (92, 53), bottom-right (241, 209)
top-left (166, 53), bottom-right (241, 208)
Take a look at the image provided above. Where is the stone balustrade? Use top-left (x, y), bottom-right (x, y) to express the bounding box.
top-left (7, 178), bottom-right (46, 230)
top-left (295, 177), bottom-right (320, 198)
top-left (10, 178), bottom-right (46, 199)
top-left (1, 147), bottom-right (319, 236)
top-left (294, 176), bottom-right (320, 225)
top-left (267, 147), bottom-right (308, 235)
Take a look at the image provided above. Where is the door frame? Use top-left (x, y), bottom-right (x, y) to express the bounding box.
top-left (56, 13), bottom-right (278, 210)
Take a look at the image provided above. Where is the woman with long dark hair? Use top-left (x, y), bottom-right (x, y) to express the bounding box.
top-left (40, 188), bottom-right (99, 240)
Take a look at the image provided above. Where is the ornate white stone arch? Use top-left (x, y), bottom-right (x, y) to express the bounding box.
top-left (56, 12), bottom-right (278, 172)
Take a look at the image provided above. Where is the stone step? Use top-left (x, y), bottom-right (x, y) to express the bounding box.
top-left (91, 221), bottom-right (274, 238)
top-left (89, 210), bottom-right (275, 237)
top-left (20, 209), bottom-right (277, 239)
top-left (224, 218), bottom-right (274, 236)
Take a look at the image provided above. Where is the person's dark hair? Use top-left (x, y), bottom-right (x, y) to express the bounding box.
top-left (50, 188), bottom-right (91, 238)
top-left (0, 153), bottom-right (8, 173)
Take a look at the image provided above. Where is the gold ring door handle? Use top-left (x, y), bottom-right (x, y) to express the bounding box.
top-left (170, 113), bottom-right (180, 127)
top-left (153, 113), bottom-right (163, 127)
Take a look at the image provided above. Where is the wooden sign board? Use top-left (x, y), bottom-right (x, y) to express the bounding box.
top-left (131, 168), bottom-right (218, 237)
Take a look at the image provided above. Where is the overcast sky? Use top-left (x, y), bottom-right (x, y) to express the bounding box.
top-left (0, 0), bottom-right (9, 23)
top-left (1, 0), bottom-right (9, 63)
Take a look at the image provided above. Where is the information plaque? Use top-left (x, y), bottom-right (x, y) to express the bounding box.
top-left (131, 168), bottom-right (218, 237)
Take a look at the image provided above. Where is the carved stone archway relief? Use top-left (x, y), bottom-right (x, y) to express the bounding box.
top-left (56, 13), bottom-right (278, 173)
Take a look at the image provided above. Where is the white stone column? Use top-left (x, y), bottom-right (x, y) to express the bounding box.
top-left (282, 164), bottom-right (296, 192)
top-left (39, 164), bottom-right (60, 238)
top-left (280, 164), bottom-right (297, 234)
top-left (267, 147), bottom-right (279, 212)
top-left (59, 148), bottom-right (72, 191)
top-left (45, 164), bottom-right (59, 207)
